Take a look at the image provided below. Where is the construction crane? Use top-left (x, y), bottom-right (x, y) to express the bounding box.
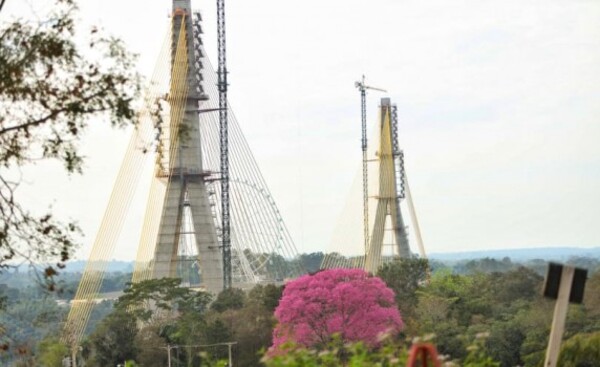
top-left (354, 76), bottom-right (386, 257)
top-left (217, 0), bottom-right (232, 289)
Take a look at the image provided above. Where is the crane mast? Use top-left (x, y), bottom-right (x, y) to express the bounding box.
top-left (217, 0), bottom-right (231, 289)
top-left (354, 76), bottom-right (386, 257)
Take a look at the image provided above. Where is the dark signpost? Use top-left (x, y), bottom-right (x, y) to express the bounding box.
top-left (542, 262), bottom-right (588, 367)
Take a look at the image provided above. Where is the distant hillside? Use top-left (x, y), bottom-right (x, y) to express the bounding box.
top-left (56, 247), bottom-right (600, 273)
top-left (62, 260), bottom-right (134, 273)
top-left (429, 247), bottom-right (600, 262)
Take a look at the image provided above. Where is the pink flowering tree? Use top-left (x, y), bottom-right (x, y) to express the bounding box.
top-left (271, 268), bottom-right (403, 351)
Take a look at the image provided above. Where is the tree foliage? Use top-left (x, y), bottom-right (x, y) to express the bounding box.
top-left (89, 278), bottom-right (220, 366)
top-left (264, 338), bottom-right (410, 367)
top-left (6, 257), bottom-right (596, 366)
top-left (584, 271), bottom-right (600, 320)
top-left (263, 335), bottom-right (502, 367)
top-left (272, 268), bottom-right (403, 352)
top-left (210, 287), bottom-right (245, 313)
top-left (36, 337), bottom-right (69, 367)
top-left (86, 309), bottom-right (137, 367)
top-left (0, 0), bottom-right (139, 284)
top-left (0, 285), bottom-right (68, 363)
top-left (377, 258), bottom-right (429, 329)
top-left (115, 278), bottom-right (211, 323)
top-left (247, 283), bottom-right (282, 313)
top-left (133, 325), bottom-right (168, 367)
top-left (558, 331), bottom-right (600, 367)
top-left (298, 252), bottom-right (324, 274)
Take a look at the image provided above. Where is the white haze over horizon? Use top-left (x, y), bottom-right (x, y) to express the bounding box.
top-left (3, 0), bottom-right (600, 261)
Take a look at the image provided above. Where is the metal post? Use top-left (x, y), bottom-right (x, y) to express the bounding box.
top-left (228, 343), bottom-right (233, 367)
top-left (544, 266), bottom-right (575, 367)
top-left (71, 345), bottom-right (77, 367)
top-left (167, 344), bottom-right (172, 367)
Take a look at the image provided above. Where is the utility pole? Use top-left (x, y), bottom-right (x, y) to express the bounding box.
top-left (162, 344), bottom-right (177, 367)
top-left (217, 0), bottom-right (232, 289)
top-left (162, 342), bottom-right (236, 367)
top-left (354, 76), bottom-right (386, 257)
top-left (168, 344), bottom-right (172, 367)
top-left (226, 342), bottom-right (235, 367)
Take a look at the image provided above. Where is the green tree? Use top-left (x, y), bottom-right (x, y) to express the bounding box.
top-left (0, 0), bottom-right (138, 285)
top-left (0, 293), bottom-right (67, 363)
top-left (210, 288), bottom-right (246, 313)
top-left (487, 267), bottom-right (543, 306)
top-left (264, 339), bottom-right (409, 367)
top-left (517, 299), bottom-right (553, 367)
top-left (411, 271), bottom-right (468, 358)
top-left (170, 291), bottom-right (212, 367)
top-left (203, 318), bottom-right (234, 361)
top-left (247, 283), bottom-right (283, 312)
top-left (558, 331), bottom-right (600, 367)
top-left (584, 271), bottom-right (600, 320)
top-left (36, 337), bottom-right (69, 367)
top-left (178, 288), bottom-right (213, 315)
top-left (299, 252), bottom-right (325, 274)
top-left (133, 325), bottom-right (168, 367)
top-left (222, 302), bottom-right (275, 366)
top-left (116, 278), bottom-right (191, 322)
top-left (377, 258), bottom-right (429, 329)
top-left (193, 284), bottom-right (283, 366)
top-left (86, 310), bottom-right (137, 367)
top-left (463, 334), bottom-right (501, 367)
top-left (485, 321), bottom-right (525, 367)
top-left (462, 257), bottom-right (515, 274)
top-left (90, 278), bottom-right (214, 366)
top-left (566, 256), bottom-right (600, 274)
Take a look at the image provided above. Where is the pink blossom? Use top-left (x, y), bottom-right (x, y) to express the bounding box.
top-left (270, 268), bottom-right (403, 352)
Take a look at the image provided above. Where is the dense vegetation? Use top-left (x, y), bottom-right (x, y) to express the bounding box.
top-left (1, 254), bottom-right (599, 366)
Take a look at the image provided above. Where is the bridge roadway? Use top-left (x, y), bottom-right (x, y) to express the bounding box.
top-left (64, 280), bottom-right (287, 304)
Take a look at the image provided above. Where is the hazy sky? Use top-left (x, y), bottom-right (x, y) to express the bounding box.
top-left (5, 0), bottom-right (600, 260)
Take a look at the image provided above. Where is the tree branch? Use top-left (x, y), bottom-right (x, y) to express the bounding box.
top-left (0, 0), bottom-right (6, 14)
top-left (0, 85), bottom-right (113, 135)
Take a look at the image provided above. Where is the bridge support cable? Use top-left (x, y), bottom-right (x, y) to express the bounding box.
top-left (365, 99), bottom-right (411, 272)
top-left (132, 175), bottom-right (167, 283)
top-left (196, 48), bottom-right (304, 280)
top-left (405, 175), bottom-right (426, 259)
top-left (323, 98), bottom-right (419, 273)
top-left (62, 18), bottom-right (189, 348)
top-left (133, 20), bottom-right (188, 284)
top-left (64, 4), bottom-right (304, 351)
top-left (322, 78), bottom-right (388, 271)
top-left (388, 103), bottom-right (410, 258)
top-left (365, 105), bottom-right (395, 272)
top-left (150, 5), bottom-right (225, 292)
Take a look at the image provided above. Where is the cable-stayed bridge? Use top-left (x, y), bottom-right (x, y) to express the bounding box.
top-left (61, 0), bottom-right (427, 355)
top-left (321, 97), bottom-right (426, 272)
top-left (62, 2), bottom-right (303, 349)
